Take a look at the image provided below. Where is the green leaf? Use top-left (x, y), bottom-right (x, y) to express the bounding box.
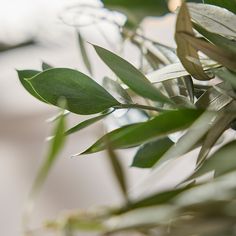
top-left (117, 186), bottom-right (190, 214)
top-left (17, 69), bottom-right (47, 103)
top-left (193, 23), bottom-right (236, 54)
top-left (181, 34), bottom-right (236, 72)
top-left (82, 109), bottom-right (203, 154)
top-left (106, 142), bottom-right (128, 201)
top-left (102, 0), bottom-right (169, 28)
top-left (42, 62), bottom-right (53, 71)
top-left (147, 61), bottom-right (217, 83)
top-left (214, 68), bottom-right (236, 90)
top-left (204, 0), bottom-right (236, 14)
top-left (183, 75), bottom-right (195, 103)
top-left (27, 68), bottom-right (120, 115)
top-left (65, 110), bottom-right (114, 136)
top-left (77, 32), bottom-right (93, 75)
top-left (103, 77), bottom-right (132, 104)
top-left (31, 111), bottom-right (66, 197)
top-left (197, 109), bottom-right (236, 165)
top-left (196, 83), bottom-right (233, 110)
top-left (94, 45), bottom-right (171, 104)
top-left (175, 2), bottom-right (210, 81)
top-left (191, 140), bottom-right (236, 179)
top-left (131, 138), bottom-right (174, 168)
top-left (188, 3), bottom-right (236, 38)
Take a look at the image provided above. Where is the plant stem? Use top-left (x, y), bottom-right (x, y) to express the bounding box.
top-left (115, 103), bottom-right (168, 112)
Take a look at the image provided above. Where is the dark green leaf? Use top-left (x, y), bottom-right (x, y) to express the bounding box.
top-left (102, 0), bottom-right (169, 28)
top-left (77, 32), bottom-right (93, 75)
top-left (82, 109), bottom-right (202, 154)
top-left (27, 68), bottom-right (120, 115)
top-left (117, 186), bottom-right (190, 214)
top-left (42, 62), bottom-right (53, 71)
top-left (65, 110), bottom-right (114, 136)
top-left (103, 77), bottom-right (132, 104)
top-left (192, 140), bottom-right (236, 179)
top-left (175, 2), bottom-right (210, 81)
top-left (131, 138), bottom-right (174, 168)
top-left (94, 45), bottom-right (171, 104)
top-left (17, 69), bottom-right (47, 103)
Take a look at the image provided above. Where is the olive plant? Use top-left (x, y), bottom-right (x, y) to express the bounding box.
top-left (18, 1), bottom-right (236, 235)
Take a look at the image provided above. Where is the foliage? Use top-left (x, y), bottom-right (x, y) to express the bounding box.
top-left (18, 1), bottom-right (236, 235)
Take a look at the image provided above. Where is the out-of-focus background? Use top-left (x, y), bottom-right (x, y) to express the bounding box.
top-left (0, 0), bottom-right (195, 235)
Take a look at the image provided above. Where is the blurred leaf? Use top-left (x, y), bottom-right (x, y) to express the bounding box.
top-left (183, 75), bottom-right (195, 103)
top-left (117, 186), bottom-right (190, 214)
top-left (175, 2), bottom-right (210, 81)
top-left (27, 68), bottom-right (120, 115)
top-left (193, 23), bottom-right (236, 54)
top-left (170, 95), bottom-right (195, 108)
top-left (82, 109), bottom-right (202, 154)
top-left (182, 34), bottom-right (236, 72)
top-left (103, 77), bottom-right (132, 104)
top-left (94, 45), bottom-right (171, 104)
top-left (153, 111), bottom-right (216, 166)
top-left (42, 62), bottom-right (53, 71)
top-left (131, 138), bottom-right (174, 168)
top-left (197, 108), bottom-right (236, 165)
top-left (77, 32), bottom-right (92, 75)
top-left (147, 62), bottom-right (217, 83)
top-left (214, 68), bottom-right (236, 89)
top-left (191, 140), bottom-right (236, 179)
top-left (188, 3), bottom-right (236, 38)
top-left (102, 0), bottom-right (169, 28)
top-left (106, 142), bottom-right (128, 200)
top-left (196, 83), bottom-right (233, 110)
top-left (65, 110), bottom-right (114, 136)
top-left (204, 0), bottom-right (236, 14)
top-left (30, 111), bottom-right (66, 197)
top-left (17, 70), bottom-right (47, 103)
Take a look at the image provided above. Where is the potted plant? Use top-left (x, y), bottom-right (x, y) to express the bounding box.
top-left (18, 0), bottom-right (236, 235)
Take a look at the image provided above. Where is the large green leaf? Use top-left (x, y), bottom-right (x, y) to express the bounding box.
top-left (82, 109), bottom-right (202, 154)
top-left (188, 3), bottom-right (236, 38)
top-left (191, 140), bottom-right (236, 179)
top-left (175, 2), bottom-right (210, 81)
top-left (17, 70), bottom-right (46, 102)
top-left (94, 45), bottom-right (171, 104)
top-left (131, 138), bottom-right (174, 168)
top-left (102, 0), bottom-right (169, 27)
top-left (27, 68), bottom-right (120, 115)
top-left (205, 0), bottom-right (236, 14)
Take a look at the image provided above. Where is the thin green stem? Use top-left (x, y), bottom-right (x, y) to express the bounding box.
top-left (115, 103), bottom-right (168, 112)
